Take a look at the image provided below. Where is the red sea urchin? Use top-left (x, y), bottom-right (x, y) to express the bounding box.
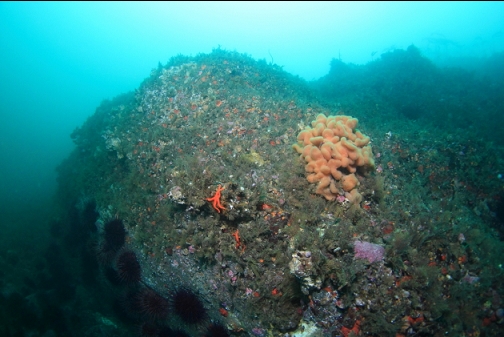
top-left (172, 288), bottom-right (206, 324)
top-left (138, 288), bottom-right (170, 321)
top-left (116, 250), bottom-right (141, 284)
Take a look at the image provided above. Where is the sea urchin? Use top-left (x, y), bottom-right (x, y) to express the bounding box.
top-left (138, 288), bottom-right (169, 321)
top-left (116, 250), bottom-right (141, 284)
top-left (172, 288), bottom-right (206, 324)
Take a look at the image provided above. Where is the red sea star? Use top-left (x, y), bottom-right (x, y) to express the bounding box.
top-left (206, 185), bottom-right (225, 213)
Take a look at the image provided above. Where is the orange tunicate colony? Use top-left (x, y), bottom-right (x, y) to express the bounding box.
top-left (293, 114), bottom-right (375, 203)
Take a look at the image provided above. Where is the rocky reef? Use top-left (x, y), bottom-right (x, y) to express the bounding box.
top-left (53, 48), bottom-right (504, 337)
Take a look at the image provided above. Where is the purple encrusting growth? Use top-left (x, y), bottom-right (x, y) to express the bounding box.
top-left (353, 241), bottom-right (385, 263)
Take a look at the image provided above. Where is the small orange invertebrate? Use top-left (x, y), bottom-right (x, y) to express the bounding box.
top-left (341, 319), bottom-right (360, 337)
top-left (232, 230), bottom-right (240, 247)
top-left (458, 255), bottom-right (467, 264)
top-left (271, 288), bottom-right (282, 296)
top-left (219, 308), bottom-right (228, 317)
top-left (405, 314), bottom-right (424, 325)
top-left (232, 230), bottom-right (245, 251)
top-left (216, 100), bottom-right (222, 107)
top-left (260, 203), bottom-right (273, 210)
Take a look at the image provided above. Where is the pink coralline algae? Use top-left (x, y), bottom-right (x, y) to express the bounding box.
top-left (251, 328), bottom-right (266, 337)
top-left (336, 194), bottom-right (347, 203)
top-left (353, 241), bottom-right (385, 263)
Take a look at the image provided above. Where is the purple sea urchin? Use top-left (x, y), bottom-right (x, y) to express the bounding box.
top-left (96, 242), bottom-right (118, 265)
top-left (138, 288), bottom-right (169, 321)
top-left (172, 288), bottom-right (206, 324)
top-left (116, 250), bottom-right (141, 284)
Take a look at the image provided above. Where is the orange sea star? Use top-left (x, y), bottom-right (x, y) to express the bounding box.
top-left (206, 185), bottom-right (225, 213)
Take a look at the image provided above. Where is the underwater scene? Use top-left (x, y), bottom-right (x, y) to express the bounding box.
top-left (6, 46), bottom-right (504, 337)
top-left (1, 3), bottom-right (504, 337)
